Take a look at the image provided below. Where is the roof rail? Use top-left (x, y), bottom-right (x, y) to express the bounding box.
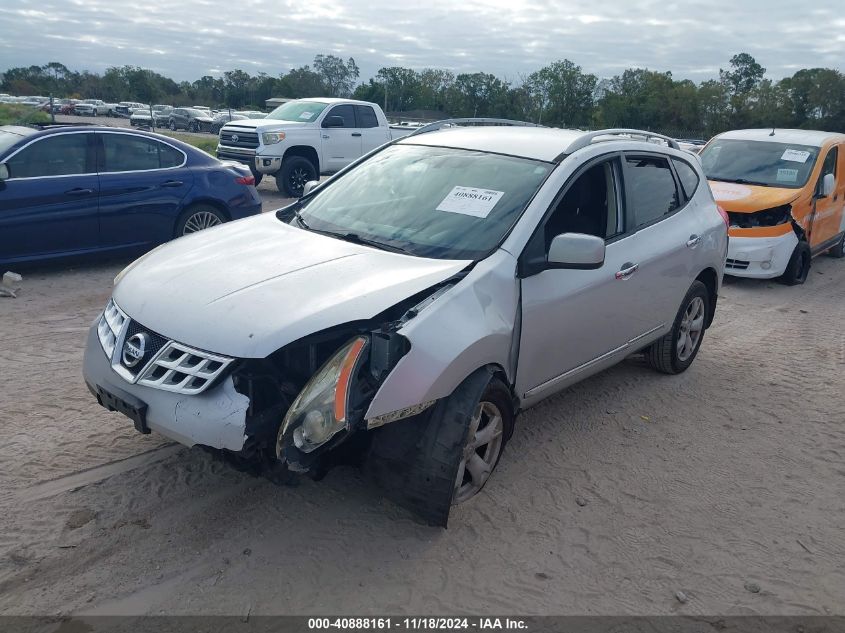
top-left (563, 128), bottom-right (680, 155)
top-left (409, 117), bottom-right (544, 137)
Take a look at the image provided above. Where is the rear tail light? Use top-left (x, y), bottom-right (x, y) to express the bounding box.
top-left (235, 175), bottom-right (255, 186)
top-left (717, 205), bottom-right (730, 230)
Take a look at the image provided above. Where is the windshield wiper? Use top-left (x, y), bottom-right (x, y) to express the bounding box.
top-left (710, 177), bottom-right (772, 187)
top-left (319, 231), bottom-right (412, 255)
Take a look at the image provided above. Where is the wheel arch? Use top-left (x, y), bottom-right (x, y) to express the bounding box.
top-left (283, 145), bottom-right (320, 173)
top-left (695, 267), bottom-right (719, 328)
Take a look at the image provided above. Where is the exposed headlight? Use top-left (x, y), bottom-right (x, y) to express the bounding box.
top-left (278, 337), bottom-right (368, 456)
top-left (262, 131), bottom-right (286, 145)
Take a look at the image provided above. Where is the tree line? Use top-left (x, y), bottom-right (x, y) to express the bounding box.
top-left (2, 53), bottom-right (844, 137)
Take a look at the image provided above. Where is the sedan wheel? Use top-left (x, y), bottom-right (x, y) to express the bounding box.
top-left (178, 207), bottom-right (225, 236)
top-left (452, 400), bottom-right (505, 504)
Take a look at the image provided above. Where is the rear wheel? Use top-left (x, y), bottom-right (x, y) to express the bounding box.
top-left (647, 280), bottom-right (709, 375)
top-left (276, 156), bottom-right (316, 197)
top-left (828, 232), bottom-right (845, 259)
top-left (779, 241), bottom-right (811, 285)
top-left (169, 119), bottom-right (176, 131)
top-left (175, 205), bottom-right (226, 237)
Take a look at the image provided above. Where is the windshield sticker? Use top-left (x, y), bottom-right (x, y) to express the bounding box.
top-left (436, 186), bottom-right (505, 218)
top-left (299, 111), bottom-right (313, 120)
top-left (777, 168), bottom-right (799, 183)
top-left (781, 149), bottom-right (811, 163)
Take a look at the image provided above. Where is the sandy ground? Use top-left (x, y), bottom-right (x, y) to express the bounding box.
top-left (1, 220), bottom-right (844, 616)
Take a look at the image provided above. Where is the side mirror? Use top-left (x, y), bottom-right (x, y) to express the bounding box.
top-left (0, 164), bottom-right (8, 180)
top-left (547, 233), bottom-right (606, 270)
top-left (302, 180), bottom-right (320, 196)
top-left (819, 172), bottom-right (835, 198)
top-left (323, 116), bottom-right (345, 128)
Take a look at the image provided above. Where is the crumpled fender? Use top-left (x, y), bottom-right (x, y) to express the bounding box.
top-left (364, 249), bottom-right (520, 421)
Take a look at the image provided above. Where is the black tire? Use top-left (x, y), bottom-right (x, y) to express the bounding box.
top-left (646, 280), bottom-right (710, 375)
top-left (365, 368), bottom-right (514, 527)
top-left (189, 120), bottom-right (199, 132)
top-left (169, 119), bottom-right (176, 131)
top-left (175, 204), bottom-right (227, 237)
top-left (249, 166), bottom-right (264, 186)
top-left (276, 156), bottom-right (317, 197)
top-left (779, 241), bottom-right (811, 285)
top-left (828, 232), bottom-right (845, 258)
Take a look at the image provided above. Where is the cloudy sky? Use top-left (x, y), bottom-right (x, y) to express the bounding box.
top-left (1, 0), bottom-right (843, 83)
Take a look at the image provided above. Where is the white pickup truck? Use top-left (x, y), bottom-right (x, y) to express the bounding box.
top-left (217, 98), bottom-right (415, 196)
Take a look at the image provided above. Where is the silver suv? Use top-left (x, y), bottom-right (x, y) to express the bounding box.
top-left (83, 125), bottom-right (728, 526)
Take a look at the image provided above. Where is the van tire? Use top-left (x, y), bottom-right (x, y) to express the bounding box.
top-left (365, 368), bottom-right (512, 527)
top-left (779, 241), bottom-right (811, 285)
top-left (828, 232), bottom-right (845, 258)
top-left (646, 281), bottom-right (710, 375)
top-left (276, 156), bottom-right (317, 198)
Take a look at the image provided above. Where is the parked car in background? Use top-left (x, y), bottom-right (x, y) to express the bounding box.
top-left (74, 99), bottom-right (111, 116)
top-left (59, 99), bottom-right (82, 115)
top-left (83, 125), bottom-right (727, 525)
top-left (0, 125), bottom-right (262, 267)
top-left (217, 98), bottom-right (413, 194)
top-left (700, 128), bottom-right (845, 284)
top-left (169, 108), bottom-right (214, 132)
top-left (115, 102), bottom-right (149, 117)
top-left (209, 110), bottom-right (266, 134)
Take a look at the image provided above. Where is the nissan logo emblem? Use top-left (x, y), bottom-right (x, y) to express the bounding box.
top-left (122, 333), bottom-right (150, 368)
top-left (231, 134), bottom-right (239, 142)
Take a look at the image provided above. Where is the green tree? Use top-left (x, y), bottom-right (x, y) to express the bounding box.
top-left (313, 55), bottom-right (360, 97)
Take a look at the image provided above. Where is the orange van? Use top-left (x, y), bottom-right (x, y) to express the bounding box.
top-left (699, 129), bottom-right (845, 284)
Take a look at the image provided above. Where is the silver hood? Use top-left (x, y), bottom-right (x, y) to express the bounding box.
top-left (113, 213), bottom-right (470, 358)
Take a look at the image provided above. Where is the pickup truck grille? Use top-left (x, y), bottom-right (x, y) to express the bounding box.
top-left (220, 128), bottom-right (259, 149)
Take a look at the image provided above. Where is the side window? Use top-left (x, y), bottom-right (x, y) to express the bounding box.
top-left (543, 159), bottom-right (621, 248)
top-left (820, 147), bottom-right (837, 181)
top-left (355, 105), bottom-right (379, 128)
top-left (326, 104), bottom-right (356, 128)
top-left (672, 158), bottom-right (700, 200)
top-left (101, 134), bottom-right (165, 172)
top-left (159, 143), bottom-right (185, 168)
top-left (6, 133), bottom-right (91, 178)
top-left (624, 155), bottom-right (680, 227)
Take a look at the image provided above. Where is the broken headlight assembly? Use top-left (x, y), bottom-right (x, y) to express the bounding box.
top-left (277, 336), bottom-right (368, 462)
top-left (728, 204), bottom-right (792, 229)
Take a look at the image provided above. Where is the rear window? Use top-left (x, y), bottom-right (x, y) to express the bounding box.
top-left (625, 155), bottom-right (680, 227)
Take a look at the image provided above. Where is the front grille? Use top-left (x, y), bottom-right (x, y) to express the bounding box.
top-left (137, 341), bottom-right (233, 395)
top-left (220, 128), bottom-right (259, 149)
top-left (97, 299), bottom-right (128, 358)
top-left (726, 258), bottom-right (750, 270)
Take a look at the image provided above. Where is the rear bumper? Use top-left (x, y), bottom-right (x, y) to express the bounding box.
top-left (725, 232), bottom-right (798, 278)
top-left (83, 321), bottom-right (249, 451)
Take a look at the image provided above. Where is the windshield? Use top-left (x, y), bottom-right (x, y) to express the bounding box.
top-left (295, 144), bottom-right (553, 260)
top-left (266, 101), bottom-right (328, 123)
top-left (700, 138), bottom-right (820, 188)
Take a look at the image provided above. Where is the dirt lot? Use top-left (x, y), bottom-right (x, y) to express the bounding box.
top-left (1, 227), bottom-right (844, 616)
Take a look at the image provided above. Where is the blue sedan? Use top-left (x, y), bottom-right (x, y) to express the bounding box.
top-left (0, 125), bottom-right (262, 267)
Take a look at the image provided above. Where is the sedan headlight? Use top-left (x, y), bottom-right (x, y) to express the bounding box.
top-left (278, 337), bottom-right (368, 456)
top-left (262, 131), bottom-right (286, 145)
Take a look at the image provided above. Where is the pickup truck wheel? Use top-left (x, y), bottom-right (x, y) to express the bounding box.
top-left (276, 157), bottom-right (316, 197)
top-left (646, 280), bottom-right (709, 375)
top-left (175, 205), bottom-right (226, 237)
top-left (779, 241), bottom-right (811, 285)
top-left (365, 368), bottom-right (513, 526)
top-left (249, 166), bottom-right (263, 186)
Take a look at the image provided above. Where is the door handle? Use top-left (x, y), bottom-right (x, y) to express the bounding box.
top-left (351, 132), bottom-right (362, 137)
top-left (615, 263), bottom-right (639, 280)
top-left (64, 187), bottom-right (94, 196)
top-left (686, 234), bottom-right (701, 248)
top-left (321, 134), bottom-right (330, 139)
top-left (160, 180), bottom-right (184, 188)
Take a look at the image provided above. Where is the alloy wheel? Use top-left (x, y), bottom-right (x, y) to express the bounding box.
top-left (182, 211), bottom-right (222, 234)
top-left (453, 400), bottom-right (504, 504)
top-left (677, 296), bottom-right (705, 362)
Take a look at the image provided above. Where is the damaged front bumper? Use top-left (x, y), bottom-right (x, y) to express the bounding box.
top-left (725, 230), bottom-right (798, 279)
top-left (83, 324), bottom-right (250, 451)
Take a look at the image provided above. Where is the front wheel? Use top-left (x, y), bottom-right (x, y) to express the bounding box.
top-left (169, 119), bottom-right (176, 131)
top-left (250, 166), bottom-right (264, 186)
top-left (779, 241), bottom-right (811, 285)
top-left (276, 156), bottom-right (316, 197)
top-left (175, 205), bottom-right (226, 237)
top-left (646, 280), bottom-right (709, 374)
